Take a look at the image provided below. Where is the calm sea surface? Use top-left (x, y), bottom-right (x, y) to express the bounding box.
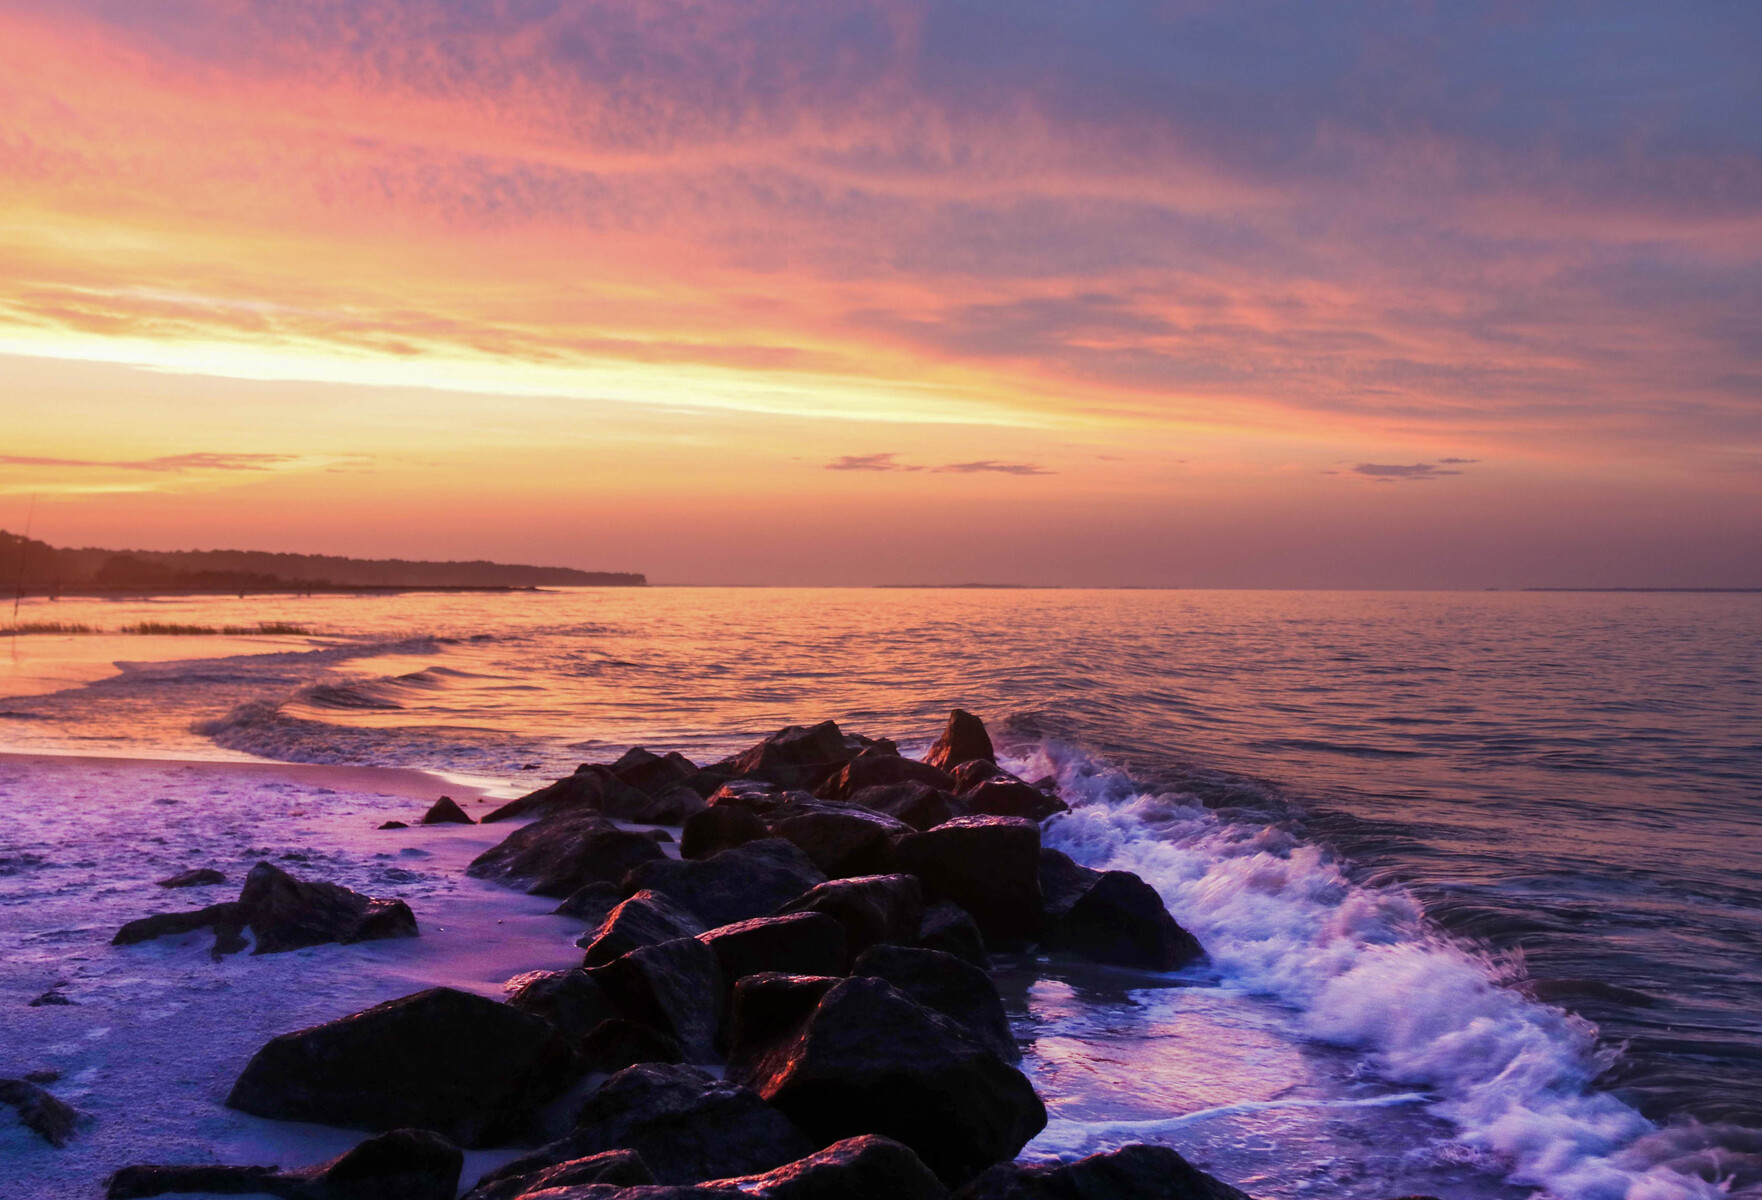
top-left (3, 588), bottom-right (1758, 1198)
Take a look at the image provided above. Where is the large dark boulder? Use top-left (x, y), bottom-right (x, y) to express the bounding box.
top-left (608, 747), bottom-right (698, 795)
top-left (627, 784), bottom-right (710, 825)
top-left (115, 863), bottom-right (417, 956)
top-left (1038, 854), bottom-right (1203, 970)
top-left (924, 710), bottom-right (996, 772)
top-left (621, 839), bottom-right (826, 928)
top-left (950, 759), bottom-right (1015, 794)
top-left (469, 815), bottom-right (666, 898)
top-left (725, 974), bottom-right (841, 1056)
top-left (892, 818), bottom-right (1043, 945)
top-left (156, 867), bottom-right (227, 888)
top-left (852, 945), bottom-right (1017, 1062)
top-left (775, 875), bottom-right (924, 961)
top-left (505, 969), bottom-right (621, 1043)
top-left (681, 805), bottom-right (770, 860)
top-left (579, 890), bottom-right (707, 967)
top-left (918, 901), bottom-right (988, 969)
top-left (462, 1148), bottom-right (655, 1200)
top-left (818, 756), bottom-right (955, 803)
top-left (964, 780), bottom-right (1068, 823)
top-left (586, 936), bottom-right (724, 1063)
top-left (579, 1019), bottom-right (686, 1073)
top-left (555, 881), bottom-right (626, 924)
top-left (952, 1143), bottom-right (1250, 1200)
top-left (763, 801), bottom-right (911, 878)
top-left (714, 721), bottom-right (867, 790)
top-left (226, 987), bottom-right (574, 1147)
top-left (478, 1064), bottom-right (812, 1187)
top-left (705, 780), bottom-right (789, 815)
top-left (847, 782), bottom-right (965, 831)
top-left (698, 913), bottom-right (848, 984)
top-left (0, 1078), bottom-right (79, 1147)
top-left (727, 977), bottom-right (1046, 1186)
top-left (708, 1135), bottom-right (950, 1199)
top-left (421, 796), bottom-right (474, 825)
top-left (481, 766), bottom-right (649, 824)
top-left (106, 1128), bottom-right (462, 1200)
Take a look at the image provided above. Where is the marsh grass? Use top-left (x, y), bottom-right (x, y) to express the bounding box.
top-left (0, 621), bottom-right (99, 635)
top-left (121, 621), bottom-right (310, 636)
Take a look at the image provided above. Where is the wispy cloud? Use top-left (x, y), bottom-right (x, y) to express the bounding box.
top-left (826, 453), bottom-right (1052, 476)
top-left (825, 453), bottom-right (921, 472)
top-left (932, 460), bottom-right (1053, 476)
top-left (0, 452), bottom-right (299, 472)
top-left (1351, 462), bottom-right (1465, 481)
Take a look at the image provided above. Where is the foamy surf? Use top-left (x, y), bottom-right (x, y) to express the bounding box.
top-left (1016, 742), bottom-right (1727, 1200)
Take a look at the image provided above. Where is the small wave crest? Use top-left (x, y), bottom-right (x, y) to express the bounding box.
top-left (1018, 741), bottom-right (1734, 1200)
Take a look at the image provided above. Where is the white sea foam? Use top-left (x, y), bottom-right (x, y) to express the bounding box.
top-left (1014, 743), bottom-right (1726, 1200)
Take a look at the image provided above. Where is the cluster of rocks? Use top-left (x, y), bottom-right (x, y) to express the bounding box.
top-left (100, 711), bottom-right (1234, 1200)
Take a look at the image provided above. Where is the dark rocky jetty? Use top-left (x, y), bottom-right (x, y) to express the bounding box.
top-left (115, 711), bottom-right (1231, 1200)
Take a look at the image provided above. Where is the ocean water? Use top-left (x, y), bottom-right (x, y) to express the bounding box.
top-left (2, 587), bottom-right (1758, 1199)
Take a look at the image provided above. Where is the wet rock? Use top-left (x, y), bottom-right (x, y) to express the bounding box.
top-left (506, 969), bottom-right (621, 1042)
top-left (727, 977), bottom-right (1045, 1187)
top-left (579, 891), bottom-right (707, 967)
top-left (608, 747), bottom-right (698, 795)
top-left (238, 861), bottom-right (419, 954)
top-left (917, 901), bottom-right (988, 969)
top-left (156, 867), bottom-right (227, 888)
top-left (949, 759), bottom-right (1014, 794)
top-left (708, 1134), bottom-right (950, 1200)
top-left (698, 913), bottom-right (848, 985)
top-left (479, 1063), bottom-right (812, 1188)
top-left (554, 881), bottom-right (626, 924)
top-left (645, 829), bottom-right (675, 843)
top-left (817, 756), bottom-right (955, 803)
top-left (763, 801), bottom-right (911, 878)
top-left (105, 1128), bottom-right (463, 1200)
top-left (625, 783), bottom-right (710, 825)
top-left (924, 710), bottom-right (996, 772)
top-left (481, 765), bottom-right (650, 824)
top-left (852, 945), bottom-right (1017, 1062)
top-left (892, 817), bottom-right (1043, 945)
top-left (421, 796), bottom-right (475, 825)
top-left (586, 936), bottom-right (724, 1062)
top-left (462, 1148), bottom-right (655, 1200)
top-left (681, 805), bottom-right (770, 860)
top-left (952, 1142), bottom-right (1250, 1200)
top-left (114, 902), bottom-right (248, 950)
top-left (621, 838), bottom-right (826, 928)
top-left (1038, 850), bottom-right (1203, 970)
top-left (579, 1018), bottom-right (686, 1073)
top-left (963, 780), bottom-right (1068, 823)
top-left (704, 779), bottom-right (788, 815)
top-left (23, 1068), bottom-right (60, 1084)
top-left (28, 989), bottom-right (76, 1006)
top-left (468, 813), bottom-right (665, 898)
top-left (725, 974), bottom-right (841, 1056)
top-left (226, 986), bottom-right (574, 1147)
top-left (715, 721), bottom-right (863, 790)
top-left (0, 1078), bottom-right (79, 1147)
top-left (775, 874), bottom-right (924, 961)
top-left (379, 821), bottom-right (409, 830)
top-left (847, 782), bottom-right (966, 831)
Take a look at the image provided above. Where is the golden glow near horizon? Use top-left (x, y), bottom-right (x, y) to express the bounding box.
top-left (1, 3), bottom-right (1758, 585)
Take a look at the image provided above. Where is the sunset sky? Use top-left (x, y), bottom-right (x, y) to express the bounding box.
top-left (3, 1), bottom-right (1758, 586)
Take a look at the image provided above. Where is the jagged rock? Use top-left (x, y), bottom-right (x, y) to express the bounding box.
top-left (918, 901), bottom-right (988, 969)
top-left (775, 875), bottom-right (924, 960)
top-left (1037, 852), bottom-right (1202, 970)
top-left (156, 867), bottom-right (227, 888)
top-left (238, 862), bottom-right (418, 954)
top-left (852, 945), bottom-right (1017, 1062)
top-left (715, 721), bottom-right (863, 790)
top-left (379, 821), bottom-right (409, 829)
top-left (704, 780), bottom-right (789, 815)
top-left (554, 881), bottom-right (626, 924)
top-left (727, 977), bottom-right (1045, 1186)
top-left (226, 987), bottom-right (574, 1147)
top-left (763, 801), bottom-right (911, 878)
top-left (817, 756), bottom-right (955, 803)
top-left (469, 814), bottom-right (666, 898)
top-left (631, 783), bottom-right (710, 825)
top-left (963, 781), bottom-right (1068, 823)
top-left (621, 839), bottom-right (826, 928)
top-left (481, 765), bottom-right (651, 824)
top-left (698, 914), bottom-right (848, 985)
top-left (505, 969), bottom-right (621, 1042)
top-left (608, 748), bottom-right (698, 795)
top-left (681, 806), bottom-right (771, 860)
top-left (579, 891), bottom-right (707, 967)
top-left (579, 1018), bottom-right (686, 1073)
top-left (924, 710), bottom-right (996, 772)
top-left (725, 974), bottom-right (841, 1056)
top-left (114, 902), bottom-right (248, 951)
top-left (477, 1064), bottom-right (812, 1188)
top-left (0, 1078), bottom-right (79, 1147)
top-left (106, 1128), bottom-right (462, 1200)
top-left (949, 760), bottom-right (1014, 794)
top-left (892, 817), bottom-right (1043, 945)
top-left (847, 782), bottom-right (965, 831)
top-left (707, 1134), bottom-right (950, 1199)
top-left (952, 1142), bottom-right (1250, 1200)
top-left (462, 1148), bottom-right (655, 1200)
top-left (586, 937), bottom-right (724, 1062)
top-left (421, 796), bottom-right (475, 825)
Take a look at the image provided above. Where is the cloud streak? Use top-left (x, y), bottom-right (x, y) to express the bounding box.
top-left (0, 452), bottom-right (299, 472)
